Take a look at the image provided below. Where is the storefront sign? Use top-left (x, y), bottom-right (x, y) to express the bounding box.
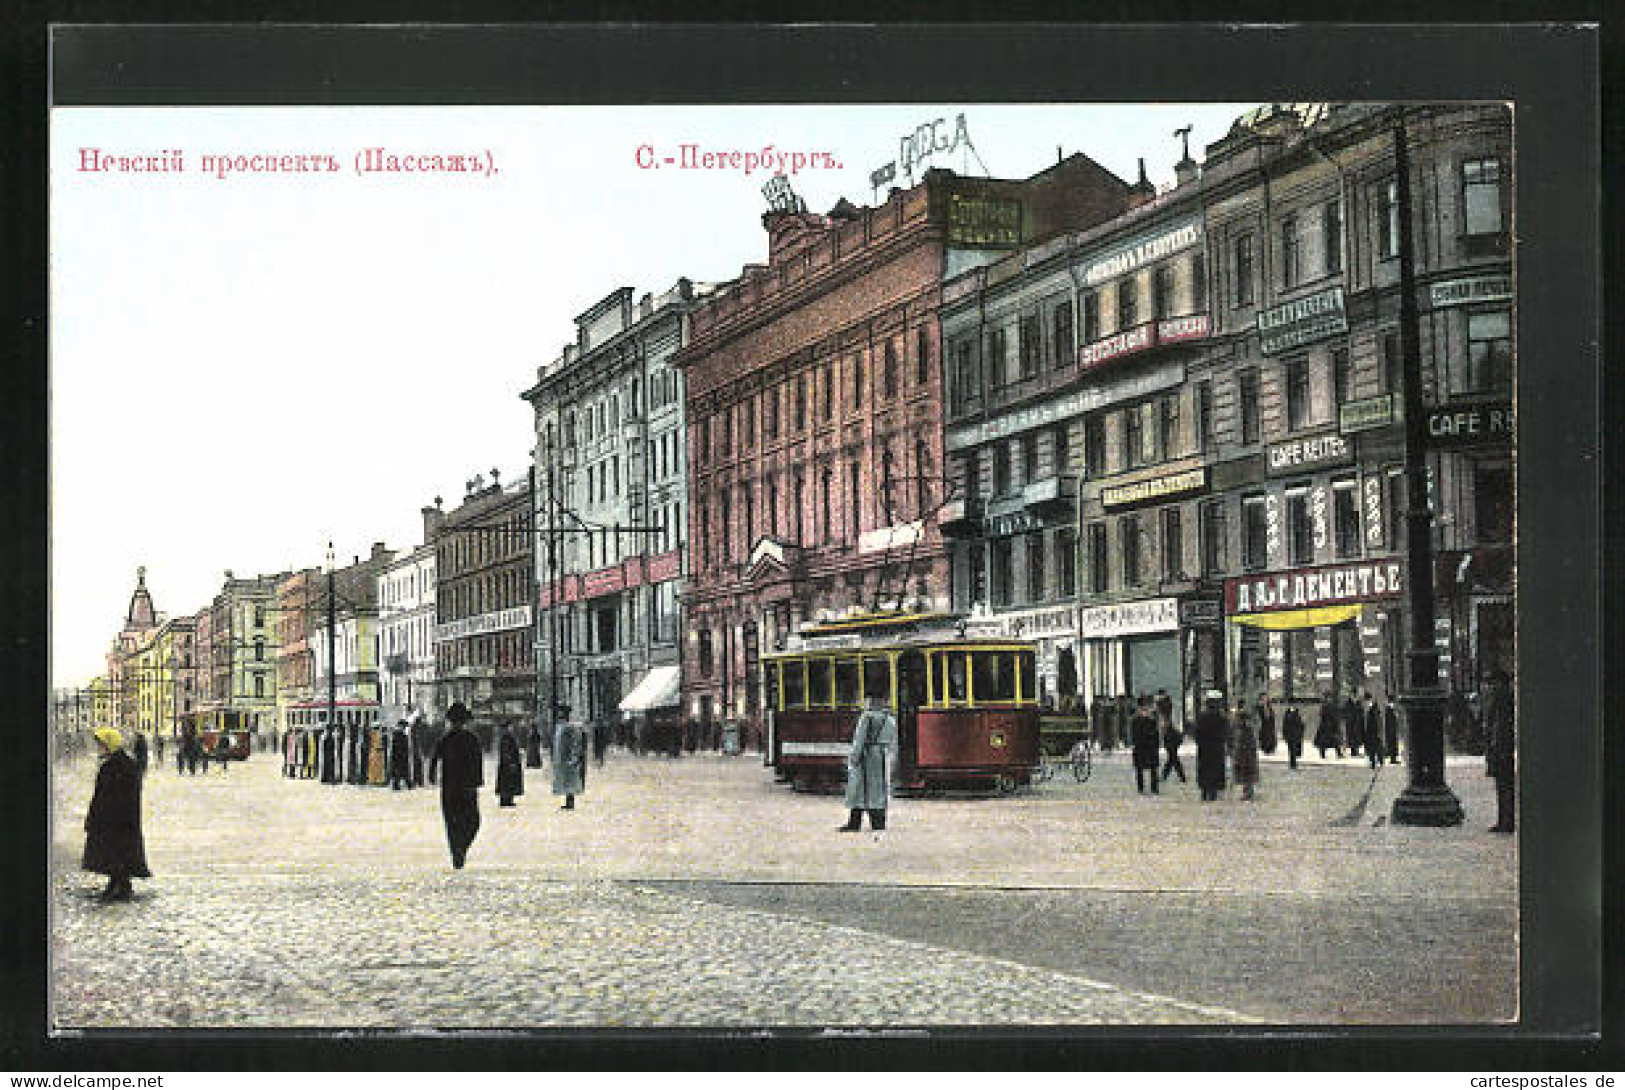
top-left (946, 194), bottom-right (1023, 248)
top-left (986, 511), bottom-right (1042, 537)
top-left (1079, 219), bottom-right (1203, 288)
top-left (646, 550), bottom-right (681, 584)
top-left (858, 520), bottom-right (923, 555)
top-left (1224, 559), bottom-right (1404, 615)
top-left (1179, 597), bottom-right (1223, 628)
top-left (1157, 313), bottom-right (1211, 343)
top-left (1363, 474), bottom-right (1385, 549)
top-left (1266, 432), bottom-right (1354, 476)
top-left (1257, 286), bottom-right (1348, 356)
top-left (1080, 597), bottom-right (1179, 638)
top-left (1429, 274), bottom-right (1512, 309)
top-left (1340, 393), bottom-right (1399, 434)
top-left (945, 360), bottom-right (1183, 450)
top-left (964, 605), bottom-right (1078, 639)
top-left (581, 565), bottom-right (626, 599)
top-left (1100, 467), bottom-right (1208, 511)
top-left (435, 605), bottom-right (533, 643)
top-left (1080, 322), bottom-right (1154, 369)
top-left (1424, 401), bottom-right (1514, 448)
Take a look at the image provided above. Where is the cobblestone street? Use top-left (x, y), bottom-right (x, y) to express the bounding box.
top-left (49, 746), bottom-right (1516, 1029)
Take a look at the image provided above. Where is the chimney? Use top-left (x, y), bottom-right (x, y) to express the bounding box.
top-left (1126, 157), bottom-right (1157, 210)
top-left (1173, 124), bottom-right (1198, 186)
top-left (371, 541), bottom-right (388, 560)
top-left (422, 504), bottom-right (445, 542)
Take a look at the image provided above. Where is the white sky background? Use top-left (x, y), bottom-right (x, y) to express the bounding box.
top-left (50, 102), bottom-right (1250, 687)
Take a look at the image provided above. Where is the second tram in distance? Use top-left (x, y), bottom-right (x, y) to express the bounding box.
top-left (761, 611), bottom-right (1042, 795)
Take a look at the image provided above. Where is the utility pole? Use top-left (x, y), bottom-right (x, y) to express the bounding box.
top-left (326, 542), bottom-right (338, 749)
top-left (1389, 112), bottom-right (1464, 827)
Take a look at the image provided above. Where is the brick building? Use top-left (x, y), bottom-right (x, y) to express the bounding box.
top-left (675, 158), bottom-right (1130, 741)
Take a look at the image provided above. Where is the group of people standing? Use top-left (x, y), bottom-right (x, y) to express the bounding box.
top-left (281, 718), bottom-right (433, 787)
top-left (1308, 691), bottom-right (1401, 767)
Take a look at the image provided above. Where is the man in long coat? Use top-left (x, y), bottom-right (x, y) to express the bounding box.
top-left (82, 727), bottom-right (151, 901)
top-left (838, 695), bottom-right (898, 832)
top-left (1383, 699), bottom-right (1401, 764)
top-left (1193, 693), bottom-right (1229, 802)
top-left (1130, 696), bottom-right (1161, 795)
top-left (1342, 692), bottom-right (1364, 758)
top-left (1231, 699), bottom-right (1260, 801)
top-left (429, 702), bottom-right (484, 868)
top-left (131, 732), bottom-right (149, 776)
top-left (1282, 705), bottom-right (1306, 770)
top-left (1483, 670), bottom-right (1516, 833)
top-left (525, 720), bottom-right (544, 769)
top-left (1362, 692), bottom-right (1386, 767)
top-left (389, 720), bottom-right (414, 790)
top-left (496, 723), bottom-right (524, 807)
top-left (1314, 694), bottom-right (1342, 759)
top-left (552, 713), bottom-right (586, 810)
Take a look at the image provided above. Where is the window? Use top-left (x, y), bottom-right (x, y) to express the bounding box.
top-left (952, 340), bottom-right (974, 410)
top-left (990, 538), bottom-right (1014, 607)
top-left (1333, 477), bottom-right (1361, 557)
top-left (1474, 460), bottom-right (1513, 543)
top-left (1376, 178), bottom-right (1399, 260)
top-left (1120, 516), bottom-right (1142, 587)
top-left (884, 339), bottom-right (899, 397)
top-left (1159, 394), bottom-right (1180, 461)
top-left (765, 386), bottom-right (780, 438)
top-left (254, 674), bottom-right (264, 699)
top-left (1057, 528), bottom-right (1077, 599)
top-left (985, 328), bottom-right (1007, 388)
top-left (834, 658), bottom-right (861, 707)
top-left (1242, 494), bottom-right (1268, 570)
top-left (1234, 233), bottom-right (1255, 306)
top-left (916, 327), bottom-right (930, 386)
top-left (967, 540), bottom-right (987, 604)
top-left (1052, 301), bottom-right (1074, 369)
top-left (1280, 213), bottom-right (1302, 288)
top-left (849, 460), bottom-right (863, 535)
top-left (820, 467), bottom-right (833, 543)
top-left (254, 606), bottom-right (265, 628)
top-left (1084, 415), bottom-right (1106, 477)
top-left (767, 477), bottom-right (779, 537)
top-left (881, 449), bottom-right (896, 513)
top-left (972, 650), bottom-right (1020, 703)
top-left (915, 440), bottom-right (931, 515)
top-left (1117, 277), bottom-right (1139, 330)
top-left (719, 489), bottom-right (732, 557)
top-left (821, 365), bottom-right (833, 421)
top-left (1087, 522), bottom-right (1108, 592)
top-left (1019, 314), bottom-right (1040, 378)
top-left (742, 483), bottom-right (755, 549)
top-left (1123, 405), bottom-right (1144, 469)
top-left (1461, 158), bottom-right (1504, 236)
top-left (1197, 381), bottom-right (1214, 451)
top-left (742, 398), bottom-right (755, 447)
top-left (1153, 264), bottom-right (1176, 320)
top-left (1026, 532), bottom-right (1047, 603)
top-left (1285, 356), bottom-right (1311, 431)
top-left (1467, 310), bottom-right (1513, 392)
top-left (1052, 425), bottom-right (1070, 477)
top-left (852, 354), bottom-right (864, 409)
top-left (254, 639), bottom-right (264, 662)
top-left (1200, 498), bottom-right (1227, 575)
top-left (1332, 346), bottom-right (1351, 407)
top-left (793, 474), bottom-right (805, 543)
top-left (1382, 329), bottom-right (1402, 394)
top-left (1239, 369), bottom-right (1261, 443)
top-left (1161, 507), bottom-right (1184, 581)
top-left (1022, 433), bottom-right (1040, 484)
top-left (1287, 488), bottom-right (1313, 564)
top-left (795, 376), bottom-right (807, 430)
top-left (698, 630), bottom-right (714, 676)
top-left (1323, 200), bottom-right (1343, 275)
top-left (993, 444), bottom-right (1012, 495)
top-left (697, 416), bottom-right (710, 465)
top-left (1191, 251), bottom-right (1207, 313)
top-left (1082, 291), bottom-right (1100, 343)
top-left (960, 452), bottom-right (979, 502)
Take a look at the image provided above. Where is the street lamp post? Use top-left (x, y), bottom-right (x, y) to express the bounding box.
top-left (1389, 114), bottom-right (1464, 827)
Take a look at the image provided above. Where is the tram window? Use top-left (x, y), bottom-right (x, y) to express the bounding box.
top-left (1019, 650), bottom-right (1036, 703)
top-left (862, 656), bottom-right (893, 706)
top-left (765, 663), bottom-right (781, 711)
top-left (834, 659), bottom-right (861, 707)
top-left (946, 653), bottom-right (969, 703)
top-left (897, 652), bottom-right (927, 709)
top-left (783, 661), bottom-right (806, 708)
top-left (807, 658), bottom-right (832, 707)
top-left (972, 651), bottom-right (1019, 703)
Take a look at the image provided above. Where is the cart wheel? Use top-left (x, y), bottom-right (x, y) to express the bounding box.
top-left (995, 772), bottom-right (1018, 795)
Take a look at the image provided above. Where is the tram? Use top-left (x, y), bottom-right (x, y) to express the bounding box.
top-left (283, 699), bottom-right (381, 736)
top-left (761, 611), bottom-right (1042, 795)
top-left (176, 709), bottom-right (253, 760)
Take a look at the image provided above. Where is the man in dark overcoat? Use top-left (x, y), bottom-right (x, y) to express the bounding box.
top-left (389, 719), bottom-right (414, 790)
top-left (1314, 694), bottom-right (1342, 759)
top-left (1159, 696), bottom-right (1187, 785)
top-left (526, 720), bottom-right (544, 769)
top-left (1383, 699), bottom-right (1400, 764)
top-left (1362, 692), bottom-right (1386, 767)
top-left (1256, 695), bottom-right (1278, 754)
top-left (131, 732), bottom-right (149, 777)
top-left (1342, 692), bottom-right (1364, 758)
top-left (1130, 696), bottom-right (1161, 795)
top-left (496, 723), bottom-right (524, 807)
top-left (1282, 705), bottom-right (1306, 769)
top-left (1483, 670), bottom-right (1516, 833)
top-left (82, 728), bottom-right (151, 901)
top-left (1193, 693), bottom-right (1229, 802)
top-left (321, 726), bottom-right (340, 784)
top-left (429, 702), bottom-right (484, 868)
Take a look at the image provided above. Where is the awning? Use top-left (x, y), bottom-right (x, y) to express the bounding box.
top-left (1227, 604), bottom-right (1365, 631)
top-left (618, 666), bottom-right (681, 713)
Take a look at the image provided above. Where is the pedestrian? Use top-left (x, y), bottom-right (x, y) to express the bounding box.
top-left (1483, 670), bottom-right (1516, 833)
top-left (1130, 695), bottom-right (1161, 795)
top-left (1314, 694), bottom-right (1342, 759)
top-left (1363, 692), bottom-right (1386, 768)
top-left (389, 719), bottom-right (414, 790)
top-left (496, 722), bottom-right (524, 807)
top-left (1159, 698), bottom-right (1187, 785)
top-left (367, 724), bottom-right (388, 785)
top-left (153, 731), bottom-right (165, 768)
top-left (428, 702), bottom-right (484, 869)
top-left (81, 727), bottom-right (151, 902)
top-left (838, 693), bottom-right (898, 832)
top-left (1342, 691), bottom-right (1364, 759)
top-left (1231, 699), bottom-right (1260, 801)
top-left (1256, 694), bottom-right (1277, 755)
top-left (526, 721), bottom-right (544, 769)
top-left (595, 719), bottom-right (612, 764)
top-left (131, 732), bottom-right (149, 777)
top-left (411, 716), bottom-right (428, 785)
top-left (1282, 704), bottom-right (1306, 770)
top-left (552, 710), bottom-right (586, 811)
top-left (1384, 698), bottom-right (1400, 764)
top-left (1193, 693), bottom-right (1229, 802)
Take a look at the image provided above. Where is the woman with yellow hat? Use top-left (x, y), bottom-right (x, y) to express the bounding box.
top-left (82, 726), bottom-right (151, 901)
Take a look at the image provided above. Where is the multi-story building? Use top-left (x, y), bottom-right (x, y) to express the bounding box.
top-left (676, 159), bottom-right (1131, 740)
top-left (201, 570), bottom-right (287, 737)
top-left (107, 567), bottom-right (160, 735)
top-left (309, 544), bottom-right (395, 711)
top-left (273, 567), bottom-right (322, 735)
top-left (433, 474), bottom-right (533, 748)
top-left (522, 280), bottom-right (702, 735)
top-left (378, 514), bottom-right (438, 724)
top-left (941, 102), bottom-right (1512, 725)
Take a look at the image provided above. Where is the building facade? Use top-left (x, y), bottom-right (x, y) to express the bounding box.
top-left (309, 544), bottom-right (396, 713)
top-left (107, 567), bottom-right (160, 735)
top-left (941, 103), bottom-right (1512, 727)
top-left (200, 571), bottom-right (285, 736)
top-left (378, 528), bottom-right (437, 725)
top-left (273, 568), bottom-right (322, 735)
top-left (676, 159), bottom-right (1131, 740)
top-left (522, 280), bottom-right (700, 736)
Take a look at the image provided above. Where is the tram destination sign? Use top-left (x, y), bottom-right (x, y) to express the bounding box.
top-left (1257, 286), bottom-right (1348, 356)
top-left (1267, 432), bottom-right (1354, 476)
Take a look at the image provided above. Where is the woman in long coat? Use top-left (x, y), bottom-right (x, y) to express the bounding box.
top-left (1193, 695), bottom-right (1229, 802)
top-left (496, 724), bottom-right (524, 807)
top-left (552, 717), bottom-right (586, 810)
top-left (839, 695), bottom-right (898, 832)
top-left (82, 727), bottom-right (151, 901)
top-left (1231, 700), bottom-right (1261, 801)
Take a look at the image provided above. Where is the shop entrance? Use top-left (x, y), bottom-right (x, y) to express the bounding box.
top-left (1125, 634), bottom-right (1181, 704)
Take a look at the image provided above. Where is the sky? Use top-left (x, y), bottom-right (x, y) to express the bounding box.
top-left (50, 102), bottom-right (1251, 688)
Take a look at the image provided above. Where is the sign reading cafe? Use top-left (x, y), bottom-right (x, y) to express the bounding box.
top-left (1266, 432), bottom-right (1353, 476)
top-left (1224, 559), bottom-right (1403, 615)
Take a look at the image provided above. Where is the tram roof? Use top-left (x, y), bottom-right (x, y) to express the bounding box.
top-left (763, 635), bottom-right (1037, 660)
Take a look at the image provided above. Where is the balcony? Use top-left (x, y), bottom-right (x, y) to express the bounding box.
top-left (1021, 474), bottom-right (1078, 517)
top-left (937, 497), bottom-right (984, 539)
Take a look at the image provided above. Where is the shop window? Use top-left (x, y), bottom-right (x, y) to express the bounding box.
top-left (1323, 199), bottom-right (1343, 275)
top-left (1284, 629), bottom-right (1318, 700)
top-left (1333, 477), bottom-right (1361, 557)
top-left (1287, 488), bottom-right (1314, 565)
top-left (1201, 498), bottom-right (1228, 575)
top-left (1474, 460), bottom-right (1513, 544)
top-left (1019, 314), bottom-right (1041, 378)
top-left (1161, 507), bottom-right (1183, 581)
top-left (990, 538), bottom-right (1014, 607)
top-left (1026, 532), bottom-right (1047, 603)
top-left (1120, 515), bottom-right (1142, 587)
top-left (1285, 357), bottom-right (1311, 431)
top-left (1242, 494), bottom-right (1268, 571)
top-left (1466, 310), bottom-right (1513, 392)
top-left (1052, 300), bottom-right (1074, 368)
top-left (1280, 213), bottom-right (1302, 289)
top-left (1461, 157), bottom-right (1504, 237)
top-left (1234, 233), bottom-right (1255, 307)
top-left (1117, 277), bottom-right (1140, 330)
top-left (1239, 369), bottom-right (1261, 443)
top-left (1087, 522), bottom-right (1108, 593)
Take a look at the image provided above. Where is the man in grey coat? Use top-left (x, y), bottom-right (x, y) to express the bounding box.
top-left (838, 695), bottom-right (898, 832)
top-left (552, 710), bottom-right (586, 811)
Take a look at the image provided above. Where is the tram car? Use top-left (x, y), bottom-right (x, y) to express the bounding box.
top-left (177, 709), bottom-right (252, 760)
top-left (761, 611), bottom-right (1042, 795)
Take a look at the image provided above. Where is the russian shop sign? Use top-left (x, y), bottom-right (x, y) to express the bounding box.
top-left (1078, 314), bottom-right (1212, 371)
top-left (1257, 286), bottom-right (1348, 355)
top-left (1078, 218), bottom-right (1203, 288)
top-left (945, 359), bottom-right (1183, 450)
top-left (1424, 400), bottom-right (1514, 448)
top-left (1100, 467), bottom-right (1208, 511)
top-left (946, 193), bottom-right (1023, 248)
top-left (1429, 274), bottom-right (1512, 309)
top-left (1266, 432), bottom-right (1354, 476)
top-left (1340, 393), bottom-right (1400, 434)
top-left (1179, 596), bottom-right (1224, 628)
top-left (1223, 559), bottom-right (1404, 615)
top-left (436, 605), bottom-right (533, 643)
top-left (1079, 597), bottom-right (1179, 638)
